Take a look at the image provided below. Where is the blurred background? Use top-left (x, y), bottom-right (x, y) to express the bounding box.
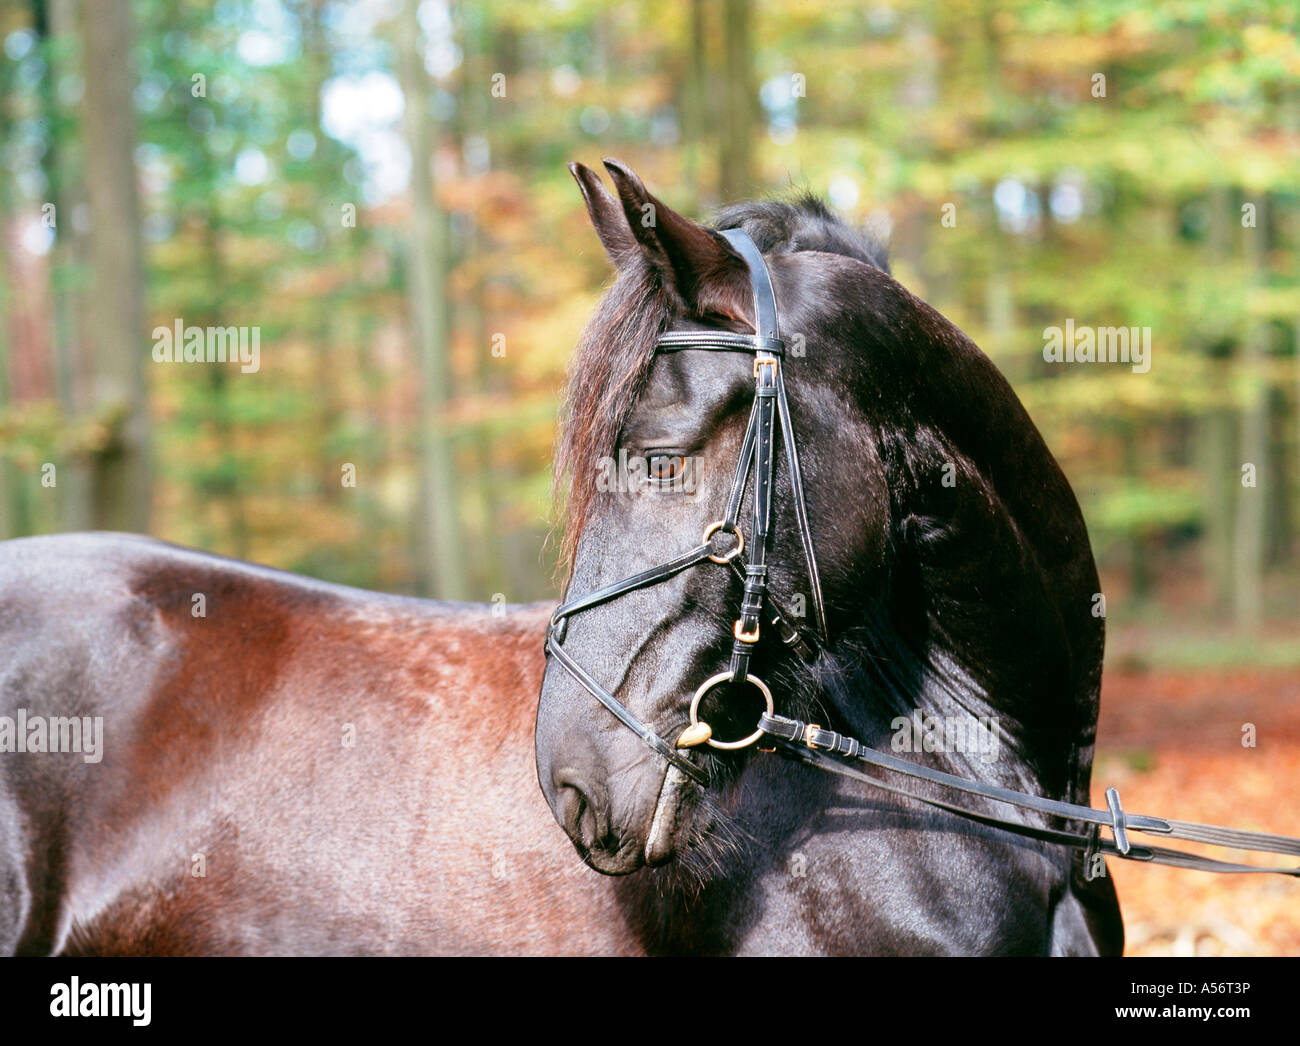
top-left (0, 0), bottom-right (1296, 952)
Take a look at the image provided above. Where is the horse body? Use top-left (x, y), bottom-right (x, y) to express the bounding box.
top-left (0, 532), bottom-right (634, 955)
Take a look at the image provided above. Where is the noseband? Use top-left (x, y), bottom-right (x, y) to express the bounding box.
top-left (545, 228), bottom-right (826, 786)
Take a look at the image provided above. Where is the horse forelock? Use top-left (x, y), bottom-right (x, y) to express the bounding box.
top-left (553, 260), bottom-right (670, 574)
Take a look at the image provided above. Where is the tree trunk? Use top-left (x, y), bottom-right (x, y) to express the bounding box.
top-left (0, 173), bottom-right (17, 539)
top-left (1233, 193), bottom-right (1269, 632)
top-left (304, 0), bottom-right (342, 510)
top-left (467, 234), bottom-right (505, 597)
top-left (200, 215), bottom-right (251, 560)
top-left (1122, 423), bottom-right (1153, 602)
top-left (80, 0), bottom-right (150, 531)
top-left (682, 0), bottom-right (707, 208)
top-left (457, 15), bottom-right (505, 598)
top-left (1199, 399), bottom-right (1237, 612)
top-left (37, 0), bottom-right (93, 529)
top-left (1200, 186), bottom-right (1236, 612)
top-left (718, 0), bottom-right (753, 202)
top-left (1264, 384), bottom-right (1289, 566)
top-left (397, 0), bottom-right (468, 599)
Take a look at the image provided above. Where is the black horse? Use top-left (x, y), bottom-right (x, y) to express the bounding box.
top-left (535, 159), bottom-right (1123, 955)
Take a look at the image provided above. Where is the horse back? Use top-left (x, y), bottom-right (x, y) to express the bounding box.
top-left (0, 532), bottom-right (631, 955)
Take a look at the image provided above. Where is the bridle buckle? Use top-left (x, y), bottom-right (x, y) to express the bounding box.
top-left (733, 618), bottom-right (760, 644)
top-left (753, 355), bottom-right (779, 380)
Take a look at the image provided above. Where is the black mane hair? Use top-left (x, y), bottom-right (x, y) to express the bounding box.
top-left (713, 191), bottom-right (890, 274)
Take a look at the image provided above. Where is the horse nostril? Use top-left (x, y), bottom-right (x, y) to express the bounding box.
top-left (554, 772), bottom-right (602, 852)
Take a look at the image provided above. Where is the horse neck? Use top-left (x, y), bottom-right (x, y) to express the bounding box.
top-left (817, 460), bottom-right (1100, 801)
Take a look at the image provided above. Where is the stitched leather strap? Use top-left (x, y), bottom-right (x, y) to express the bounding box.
top-left (775, 372), bottom-right (827, 637)
top-left (546, 632), bottom-right (710, 786)
top-left (719, 227), bottom-right (781, 343)
top-left (551, 543), bottom-right (714, 626)
top-left (760, 713), bottom-right (1300, 876)
top-left (657, 331), bottom-right (784, 354)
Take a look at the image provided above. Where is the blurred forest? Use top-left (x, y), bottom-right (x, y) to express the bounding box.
top-left (0, 0), bottom-right (1297, 666)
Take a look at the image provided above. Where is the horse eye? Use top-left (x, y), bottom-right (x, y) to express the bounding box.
top-left (648, 454), bottom-right (685, 481)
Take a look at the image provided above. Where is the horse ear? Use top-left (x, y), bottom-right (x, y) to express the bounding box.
top-left (569, 162), bottom-right (638, 267)
top-left (601, 158), bottom-right (753, 328)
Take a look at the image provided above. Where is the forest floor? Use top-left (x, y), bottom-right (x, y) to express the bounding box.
top-left (1096, 665), bottom-right (1300, 956)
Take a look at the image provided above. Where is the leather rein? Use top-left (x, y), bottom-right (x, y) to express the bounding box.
top-left (545, 227), bottom-right (1300, 879)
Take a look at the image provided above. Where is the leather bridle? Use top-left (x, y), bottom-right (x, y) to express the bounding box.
top-left (545, 227), bottom-right (1300, 877)
top-left (546, 228), bottom-right (823, 787)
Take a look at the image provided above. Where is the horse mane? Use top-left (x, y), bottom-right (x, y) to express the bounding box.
top-left (553, 191), bottom-right (889, 572)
